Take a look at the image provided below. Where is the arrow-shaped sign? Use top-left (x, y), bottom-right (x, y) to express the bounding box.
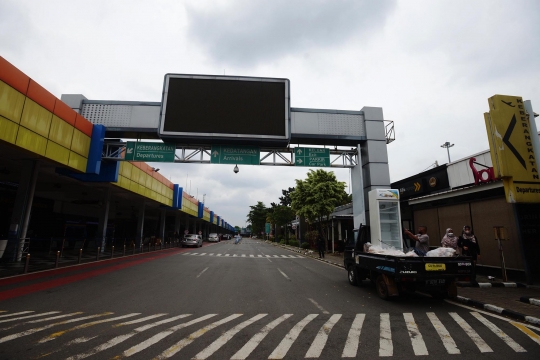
top-left (212, 151), bottom-right (219, 157)
top-left (414, 182), bottom-right (421, 191)
top-left (296, 149), bottom-right (303, 155)
top-left (502, 114), bottom-right (526, 169)
top-left (127, 148), bottom-right (133, 154)
top-left (297, 159), bottom-right (303, 164)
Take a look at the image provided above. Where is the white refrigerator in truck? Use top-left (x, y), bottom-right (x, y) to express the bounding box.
top-left (368, 189), bottom-right (403, 250)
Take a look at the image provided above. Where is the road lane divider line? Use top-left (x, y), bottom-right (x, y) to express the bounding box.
top-left (307, 298), bottom-right (329, 315)
top-left (0, 311), bottom-right (34, 318)
top-left (225, 254), bottom-right (230, 257)
top-left (196, 267), bottom-right (209, 278)
top-left (200, 253), bottom-right (207, 256)
top-left (153, 314), bottom-right (243, 359)
top-left (341, 313), bottom-right (365, 358)
top-left (277, 268), bottom-right (291, 281)
top-left (0, 312), bottom-right (83, 331)
top-left (250, 255), bottom-right (254, 257)
top-left (114, 314), bottom-right (167, 327)
top-left (403, 313), bottom-right (428, 356)
top-left (426, 312), bottom-right (460, 354)
top-left (0, 311), bottom-right (60, 324)
top-left (471, 312), bottom-right (526, 352)
top-left (511, 321), bottom-right (540, 346)
top-left (449, 312), bottom-right (492, 352)
top-left (379, 313), bottom-right (392, 357)
top-left (268, 314), bottom-right (318, 359)
top-left (242, 254), bottom-right (246, 257)
top-left (305, 314), bottom-right (342, 358)
top-left (231, 314), bottom-right (293, 360)
top-left (193, 314), bottom-right (267, 359)
top-left (0, 312), bottom-right (112, 344)
top-left (38, 313), bottom-right (141, 343)
top-left (217, 254), bottom-right (222, 256)
top-left (67, 314), bottom-right (193, 360)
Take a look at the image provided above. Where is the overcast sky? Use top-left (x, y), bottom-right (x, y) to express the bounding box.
top-left (2, 0), bottom-right (539, 228)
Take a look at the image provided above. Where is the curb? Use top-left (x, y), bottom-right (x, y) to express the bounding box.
top-left (520, 296), bottom-right (540, 307)
top-left (455, 295), bottom-right (540, 326)
top-left (457, 281), bottom-right (527, 288)
top-left (271, 243), bottom-right (345, 269)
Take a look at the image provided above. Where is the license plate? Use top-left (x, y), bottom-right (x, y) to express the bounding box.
top-left (425, 263), bottom-right (446, 271)
top-left (426, 279), bottom-right (446, 286)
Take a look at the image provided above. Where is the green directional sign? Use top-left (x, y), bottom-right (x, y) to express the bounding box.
top-left (210, 145), bottom-right (260, 165)
top-left (125, 142), bottom-right (176, 162)
top-left (295, 147), bottom-right (331, 167)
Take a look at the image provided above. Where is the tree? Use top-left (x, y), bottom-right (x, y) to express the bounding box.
top-left (269, 204), bottom-right (296, 240)
top-left (290, 169), bottom-right (348, 248)
top-left (234, 226), bottom-right (241, 233)
top-left (246, 201), bottom-right (268, 236)
top-left (279, 187), bottom-right (295, 207)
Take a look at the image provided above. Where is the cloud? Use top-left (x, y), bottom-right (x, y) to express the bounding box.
top-left (185, 0), bottom-right (397, 67)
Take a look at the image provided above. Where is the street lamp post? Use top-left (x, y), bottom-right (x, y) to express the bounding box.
top-left (441, 142), bottom-right (454, 163)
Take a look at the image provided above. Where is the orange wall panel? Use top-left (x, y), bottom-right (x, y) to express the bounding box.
top-left (74, 113), bottom-right (93, 137)
top-left (0, 57), bottom-right (30, 95)
top-left (27, 79), bottom-right (56, 112)
top-left (53, 99), bottom-right (76, 126)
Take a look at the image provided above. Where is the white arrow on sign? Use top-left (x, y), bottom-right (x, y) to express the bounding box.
top-left (212, 151), bottom-right (219, 157)
top-left (127, 148), bottom-right (133, 154)
top-left (296, 148), bottom-right (303, 155)
top-left (297, 159), bottom-right (303, 164)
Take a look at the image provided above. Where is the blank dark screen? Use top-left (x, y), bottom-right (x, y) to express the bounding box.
top-left (163, 77), bottom-right (286, 136)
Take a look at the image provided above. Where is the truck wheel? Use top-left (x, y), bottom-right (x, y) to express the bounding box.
top-left (348, 267), bottom-right (358, 286)
top-left (376, 275), bottom-right (390, 300)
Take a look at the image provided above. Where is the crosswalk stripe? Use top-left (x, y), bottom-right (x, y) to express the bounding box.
top-left (0, 311), bottom-right (34, 318)
top-left (471, 312), bottom-right (526, 352)
top-left (305, 314), bottom-right (342, 358)
top-left (280, 255), bottom-right (288, 258)
top-left (404, 313), bottom-right (428, 356)
top-left (511, 321), bottom-right (540, 346)
top-left (154, 314), bottom-right (243, 359)
top-left (273, 255), bottom-right (279, 258)
top-left (182, 253), bottom-right (189, 256)
top-left (379, 313), bottom-right (392, 357)
top-left (242, 254), bottom-right (246, 257)
top-left (342, 314), bottom-right (365, 358)
top-left (0, 311), bottom-right (60, 324)
top-left (38, 313), bottom-right (141, 343)
top-left (200, 253), bottom-right (207, 256)
top-left (449, 312), bottom-right (492, 352)
top-left (114, 313), bottom-right (167, 327)
top-left (265, 255), bottom-right (271, 257)
top-left (427, 312), bottom-right (460, 354)
top-left (225, 254), bottom-right (230, 257)
top-left (0, 312), bottom-right (83, 331)
top-left (67, 314), bottom-right (192, 360)
top-left (122, 314), bottom-right (219, 357)
top-left (191, 253), bottom-right (199, 255)
top-left (0, 312), bottom-right (112, 344)
top-left (193, 314), bottom-right (267, 359)
top-left (258, 255), bottom-right (262, 257)
top-left (250, 255), bottom-right (254, 257)
top-left (217, 254), bottom-right (222, 256)
top-left (231, 314), bottom-right (293, 360)
top-left (209, 253), bottom-right (214, 256)
top-left (268, 314), bottom-right (318, 359)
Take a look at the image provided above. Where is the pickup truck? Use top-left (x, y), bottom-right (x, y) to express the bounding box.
top-left (344, 226), bottom-right (474, 300)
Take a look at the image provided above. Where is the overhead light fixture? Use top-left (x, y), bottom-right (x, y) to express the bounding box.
top-left (152, 167), bottom-right (160, 172)
top-left (233, 165), bottom-right (239, 174)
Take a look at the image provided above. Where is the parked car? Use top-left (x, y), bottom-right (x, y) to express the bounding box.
top-left (208, 233), bottom-right (219, 242)
top-left (181, 234), bottom-right (202, 248)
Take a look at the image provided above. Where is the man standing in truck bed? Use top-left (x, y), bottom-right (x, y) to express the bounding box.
top-left (403, 226), bottom-right (430, 256)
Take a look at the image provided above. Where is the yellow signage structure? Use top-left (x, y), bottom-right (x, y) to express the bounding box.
top-left (485, 94), bottom-right (540, 203)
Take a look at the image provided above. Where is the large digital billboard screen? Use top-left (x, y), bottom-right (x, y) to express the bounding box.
top-left (159, 74), bottom-right (290, 144)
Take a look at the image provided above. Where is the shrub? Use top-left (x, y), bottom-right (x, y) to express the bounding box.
top-left (288, 240), bottom-right (299, 247)
top-left (301, 242), bottom-right (311, 249)
top-left (289, 234), bottom-right (297, 241)
top-left (279, 239), bottom-right (287, 245)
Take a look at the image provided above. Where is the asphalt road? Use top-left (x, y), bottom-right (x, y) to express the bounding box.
top-left (0, 239), bottom-right (539, 359)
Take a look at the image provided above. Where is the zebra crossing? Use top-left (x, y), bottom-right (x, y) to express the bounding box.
top-left (181, 252), bottom-right (305, 259)
top-left (0, 309), bottom-right (538, 358)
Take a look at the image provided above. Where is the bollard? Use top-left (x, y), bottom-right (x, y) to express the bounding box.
top-left (97, 247), bottom-right (100, 261)
top-left (111, 246), bottom-right (115, 258)
top-left (78, 248), bottom-right (82, 264)
top-left (123, 245), bottom-right (126, 256)
top-left (55, 251), bottom-right (60, 268)
top-left (24, 253), bottom-right (30, 273)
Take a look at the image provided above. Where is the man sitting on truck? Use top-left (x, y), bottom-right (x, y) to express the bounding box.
top-left (403, 226), bottom-right (430, 256)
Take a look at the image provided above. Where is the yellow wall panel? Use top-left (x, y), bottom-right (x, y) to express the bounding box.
top-left (70, 128), bottom-right (91, 157)
top-left (151, 178), bottom-right (158, 191)
top-left (120, 175), bottom-right (130, 189)
top-left (0, 81), bottom-right (25, 123)
top-left (145, 173), bottom-right (153, 188)
top-left (68, 151), bottom-right (87, 172)
top-left (121, 162), bottom-right (132, 179)
top-left (129, 179), bottom-right (138, 193)
top-left (138, 184), bottom-right (146, 196)
top-left (49, 115), bottom-right (74, 148)
top-left (0, 115), bottom-right (19, 144)
top-left (131, 167), bottom-right (140, 183)
top-left (138, 169), bottom-right (146, 185)
top-left (20, 99), bottom-right (52, 138)
top-left (16, 127), bottom-right (47, 156)
top-left (45, 140), bottom-right (70, 165)
top-left (145, 187), bottom-right (152, 198)
top-left (166, 188), bottom-right (173, 199)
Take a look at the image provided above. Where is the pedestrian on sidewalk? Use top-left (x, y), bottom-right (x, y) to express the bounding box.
top-left (441, 228), bottom-right (459, 252)
top-left (458, 225), bottom-right (480, 278)
top-left (317, 236), bottom-right (325, 259)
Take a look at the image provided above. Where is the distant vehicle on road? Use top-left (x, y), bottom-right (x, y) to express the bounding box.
top-left (222, 234), bottom-right (232, 240)
top-left (181, 234), bottom-right (202, 248)
top-left (208, 233), bottom-right (219, 242)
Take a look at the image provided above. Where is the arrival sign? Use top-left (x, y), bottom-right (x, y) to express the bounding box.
top-left (125, 142), bottom-right (176, 162)
top-left (295, 147), bottom-right (330, 167)
top-left (210, 145), bottom-right (260, 165)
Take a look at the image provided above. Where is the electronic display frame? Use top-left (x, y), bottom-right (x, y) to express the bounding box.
top-left (158, 74), bottom-right (290, 144)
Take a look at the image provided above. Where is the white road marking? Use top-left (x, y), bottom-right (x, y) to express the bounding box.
top-left (233, 254), bottom-right (238, 257)
top-left (114, 313), bottom-right (167, 327)
top-left (66, 336), bottom-right (98, 345)
top-left (265, 255), bottom-right (271, 258)
top-left (191, 253), bottom-right (199, 256)
top-left (403, 313), bottom-right (428, 356)
top-left (280, 255), bottom-right (288, 258)
top-left (268, 314), bottom-right (318, 359)
top-left (0, 311), bottom-right (60, 324)
top-left (0, 313), bottom-right (112, 344)
top-left (38, 313), bottom-right (140, 343)
top-left (305, 314), bottom-right (342, 358)
top-left (154, 314), bottom-right (243, 359)
top-left (193, 314), bottom-right (267, 359)
top-left (67, 314), bottom-right (192, 360)
top-left (427, 312), bottom-right (460, 354)
top-left (257, 255), bottom-right (262, 257)
top-left (342, 313), bottom-right (366, 358)
top-left (307, 298), bottom-right (329, 315)
top-left (0, 311), bottom-right (34, 318)
top-left (278, 268), bottom-right (291, 281)
top-left (0, 312), bottom-right (83, 331)
top-left (242, 254), bottom-right (246, 257)
top-left (196, 267), bottom-right (209, 278)
top-left (273, 255), bottom-right (279, 258)
top-left (511, 321), bottom-right (540, 346)
top-left (379, 313), bottom-right (393, 357)
top-left (209, 253), bottom-right (214, 256)
top-left (225, 254), bottom-right (230, 257)
top-left (231, 314), bottom-right (293, 360)
top-left (449, 312), bottom-right (492, 352)
top-left (471, 312), bottom-right (526, 352)
top-left (217, 254), bottom-right (222, 256)
top-left (200, 253), bottom-right (207, 256)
